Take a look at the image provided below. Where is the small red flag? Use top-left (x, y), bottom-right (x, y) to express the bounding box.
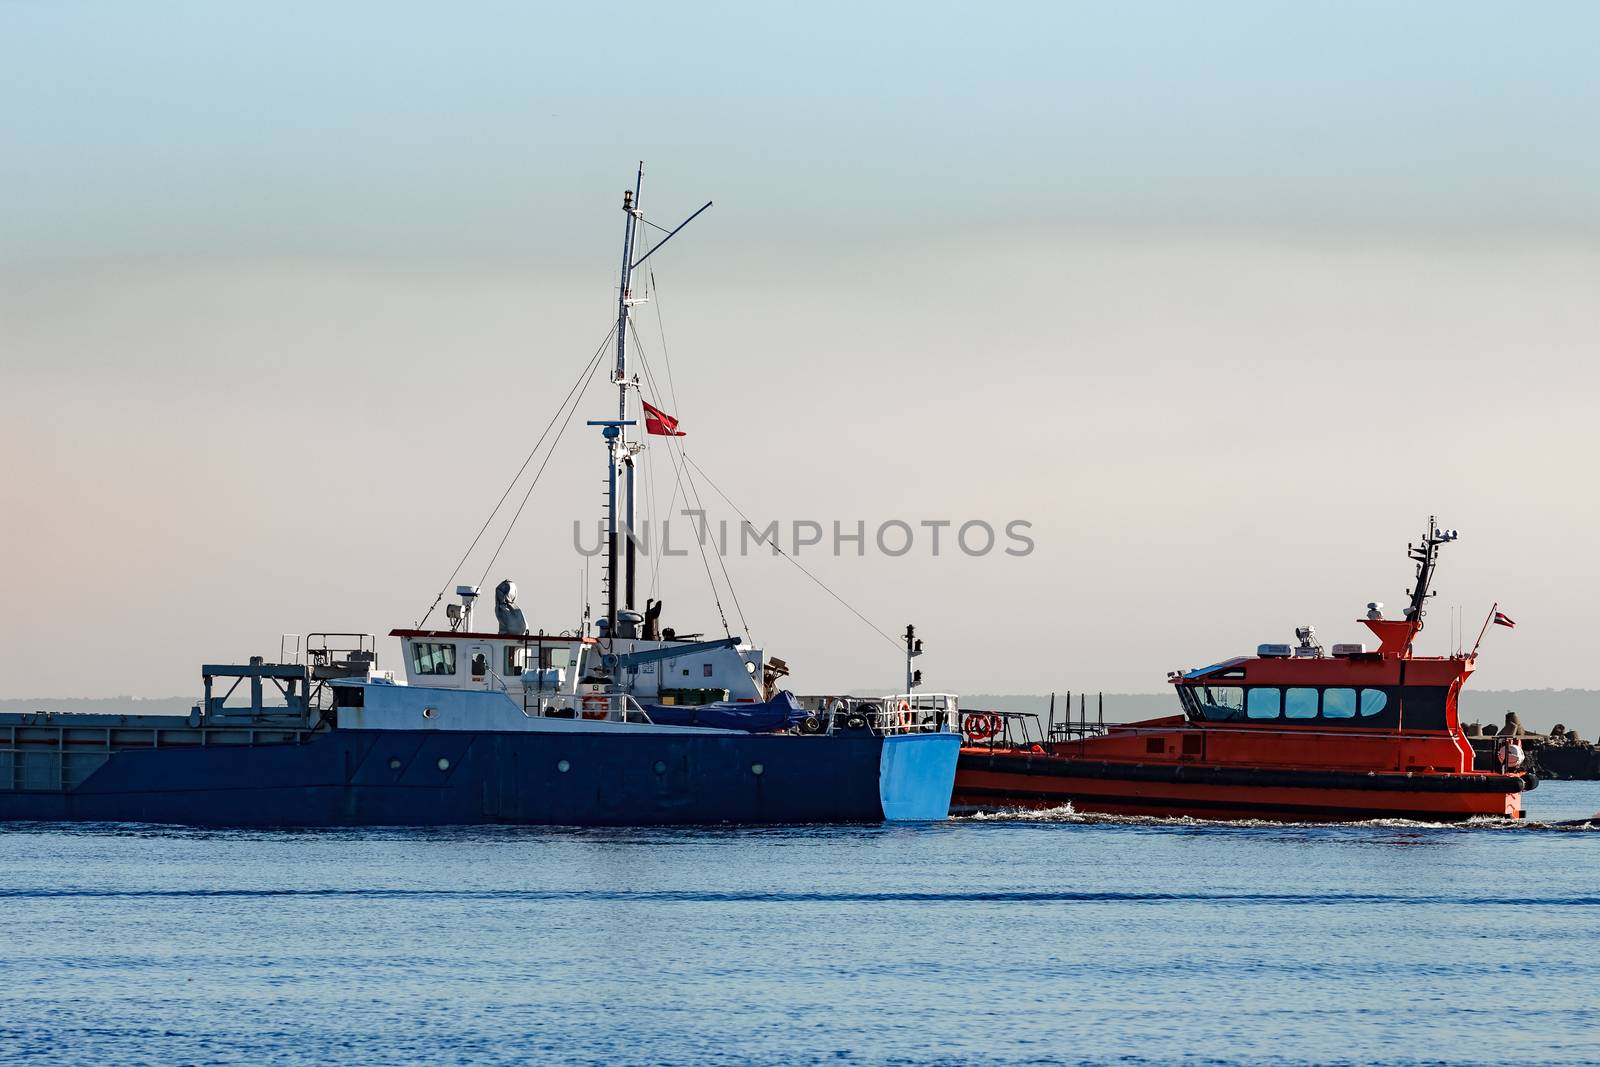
top-left (1492, 611), bottom-right (1516, 629)
top-left (642, 399), bottom-right (685, 437)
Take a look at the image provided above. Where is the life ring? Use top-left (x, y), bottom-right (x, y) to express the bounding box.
top-left (1496, 738), bottom-right (1525, 770)
top-left (896, 699), bottom-right (914, 730)
top-left (581, 693), bottom-right (609, 720)
top-left (964, 711), bottom-right (1002, 742)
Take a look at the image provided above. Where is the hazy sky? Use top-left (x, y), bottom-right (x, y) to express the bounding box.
top-left (3, 2), bottom-right (1599, 698)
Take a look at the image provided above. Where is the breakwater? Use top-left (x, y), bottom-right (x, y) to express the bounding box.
top-left (1465, 716), bottom-right (1600, 779)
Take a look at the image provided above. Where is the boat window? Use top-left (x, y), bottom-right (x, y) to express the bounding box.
top-left (1359, 689), bottom-right (1387, 717)
top-left (1284, 687), bottom-right (1319, 719)
top-left (1323, 688), bottom-right (1357, 719)
top-left (1191, 686), bottom-right (1245, 721)
top-left (471, 651), bottom-right (488, 677)
top-left (541, 646), bottom-right (573, 669)
top-left (504, 647), bottom-right (530, 676)
top-left (410, 641), bottom-right (457, 676)
top-left (1245, 688), bottom-right (1280, 719)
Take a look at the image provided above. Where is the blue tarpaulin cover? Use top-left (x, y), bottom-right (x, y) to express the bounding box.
top-left (643, 690), bottom-right (808, 732)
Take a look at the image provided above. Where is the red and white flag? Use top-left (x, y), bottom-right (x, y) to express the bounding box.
top-left (1492, 610), bottom-right (1516, 629)
top-left (641, 399), bottom-right (685, 437)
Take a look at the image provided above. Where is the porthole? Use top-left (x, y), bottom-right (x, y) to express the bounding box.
top-left (653, 760), bottom-right (667, 775)
top-left (751, 763), bottom-right (765, 776)
top-left (388, 757), bottom-right (401, 771)
top-left (437, 757), bottom-right (450, 771)
top-left (557, 759), bottom-right (571, 773)
top-left (422, 707), bottom-right (436, 719)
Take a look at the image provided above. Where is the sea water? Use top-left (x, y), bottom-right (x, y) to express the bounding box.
top-left (1, 783), bottom-right (1595, 1066)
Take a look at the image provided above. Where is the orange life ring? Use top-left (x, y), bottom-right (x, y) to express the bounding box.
top-left (964, 711), bottom-right (1002, 742)
top-left (896, 699), bottom-right (914, 730)
top-left (581, 693), bottom-right (609, 720)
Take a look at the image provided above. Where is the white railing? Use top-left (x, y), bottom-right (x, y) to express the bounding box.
top-left (874, 692), bottom-right (961, 736)
top-left (519, 690), bottom-right (653, 725)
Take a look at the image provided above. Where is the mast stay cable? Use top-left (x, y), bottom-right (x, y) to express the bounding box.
top-left (628, 317), bottom-right (741, 641)
top-left (414, 325), bottom-right (617, 629)
top-left (682, 455), bottom-right (903, 654)
top-left (473, 334), bottom-right (614, 592)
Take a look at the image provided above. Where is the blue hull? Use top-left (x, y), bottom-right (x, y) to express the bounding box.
top-left (0, 729), bottom-right (959, 827)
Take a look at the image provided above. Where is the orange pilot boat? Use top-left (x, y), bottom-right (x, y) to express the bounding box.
top-left (953, 519), bottom-right (1530, 822)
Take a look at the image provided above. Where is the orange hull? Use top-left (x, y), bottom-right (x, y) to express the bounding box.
top-left (955, 750), bottom-right (1523, 822)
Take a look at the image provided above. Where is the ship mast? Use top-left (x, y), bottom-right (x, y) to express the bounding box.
top-left (611, 163), bottom-right (644, 633)
top-left (1404, 515), bottom-right (1459, 633)
top-left (589, 164), bottom-right (712, 639)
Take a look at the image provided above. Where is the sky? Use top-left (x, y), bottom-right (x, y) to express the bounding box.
top-left (3, 2), bottom-right (1599, 699)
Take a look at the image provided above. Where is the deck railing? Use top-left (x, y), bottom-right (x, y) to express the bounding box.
top-left (873, 693), bottom-right (960, 736)
top-left (518, 690), bottom-right (653, 724)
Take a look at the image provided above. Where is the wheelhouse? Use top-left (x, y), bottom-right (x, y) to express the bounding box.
top-left (387, 628), bottom-right (770, 704)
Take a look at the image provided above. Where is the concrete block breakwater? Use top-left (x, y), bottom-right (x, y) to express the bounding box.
top-left (1466, 714), bottom-right (1600, 780)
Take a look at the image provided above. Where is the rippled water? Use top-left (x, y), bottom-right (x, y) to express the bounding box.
top-left (2, 784), bottom-right (1596, 1066)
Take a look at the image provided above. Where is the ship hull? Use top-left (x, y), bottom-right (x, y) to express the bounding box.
top-left (954, 750), bottom-right (1523, 822)
top-left (0, 729), bottom-right (959, 827)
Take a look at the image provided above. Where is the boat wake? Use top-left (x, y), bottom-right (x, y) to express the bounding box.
top-left (957, 802), bottom-right (1598, 831)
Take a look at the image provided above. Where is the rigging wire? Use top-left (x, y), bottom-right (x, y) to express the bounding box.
top-left (644, 267), bottom-right (689, 595)
top-left (649, 267), bottom-right (683, 415)
top-left (647, 414), bottom-right (689, 600)
top-left (683, 454), bottom-right (904, 654)
top-left (630, 233), bottom-right (666, 598)
top-left (474, 334), bottom-right (613, 592)
top-left (415, 324), bottom-right (617, 629)
top-left (629, 317), bottom-right (747, 642)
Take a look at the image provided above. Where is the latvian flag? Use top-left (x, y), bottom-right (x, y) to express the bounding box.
top-left (1493, 610), bottom-right (1516, 629)
top-left (642, 399), bottom-right (686, 437)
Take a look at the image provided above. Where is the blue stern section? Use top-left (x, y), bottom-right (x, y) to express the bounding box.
top-left (878, 732), bottom-right (962, 821)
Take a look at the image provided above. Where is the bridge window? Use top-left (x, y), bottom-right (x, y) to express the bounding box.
top-left (1360, 689), bottom-right (1388, 717)
top-left (1246, 688), bottom-right (1280, 719)
top-left (410, 641), bottom-right (457, 676)
top-left (541, 646), bottom-right (573, 670)
top-left (1285, 688), bottom-right (1319, 719)
top-left (504, 647), bottom-right (530, 676)
top-left (1192, 686), bottom-right (1245, 721)
top-left (1323, 688), bottom-right (1357, 719)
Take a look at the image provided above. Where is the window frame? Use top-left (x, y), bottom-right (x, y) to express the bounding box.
top-left (1322, 687), bottom-right (1357, 719)
top-left (1283, 687), bottom-right (1319, 719)
top-left (410, 641), bottom-right (457, 677)
top-left (1191, 685), bottom-right (1246, 722)
top-left (1245, 687), bottom-right (1281, 720)
top-left (1359, 688), bottom-right (1388, 718)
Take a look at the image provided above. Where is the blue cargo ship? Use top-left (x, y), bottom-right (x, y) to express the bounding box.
top-left (0, 636), bottom-right (959, 826)
top-left (0, 166), bottom-right (960, 827)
